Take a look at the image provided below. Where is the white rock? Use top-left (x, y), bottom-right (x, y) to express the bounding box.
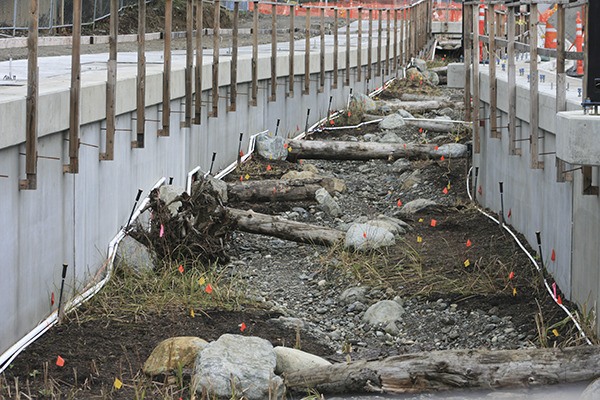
top-left (194, 334), bottom-right (284, 400)
top-left (273, 347), bottom-right (331, 375)
top-left (352, 92), bottom-right (377, 112)
top-left (345, 223), bottom-right (395, 251)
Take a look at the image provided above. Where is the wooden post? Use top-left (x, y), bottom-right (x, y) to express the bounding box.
top-left (134, 0), bottom-right (146, 146)
top-left (472, 4), bottom-right (480, 154)
top-left (211, 0), bottom-right (220, 117)
top-left (385, 8), bottom-right (390, 75)
top-left (20, 0), bottom-right (38, 189)
top-left (488, 3), bottom-right (498, 139)
top-left (289, 4), bottom-right (295, 97)
top-left (270, 4), bottom-right (277, 101)
top-left (304, 6), bottom-right (310, 94)
top-left (319, 7), bottom-right (325, 92)
top-left (507, 6), bottom-right (519, 156)
top-left (463, 3), bottom-right (472, 123)
top-left (183, 0), bottom-right (193, 124)
top-left (393, 9), bottom-right (398, 74)
top-left (556, 4), bottom-right (566, 113)
top-left (376, 9), bottom-right (382, 77)
top-left (229, 1), bottom-right (238, 111)
top-left (357, 7), bottom-right (362, 82)
top-left (555, 3), bottom-right (569, 182)
top-left (159, 0), bottom-right (172, 135)
top-left (194, 0), bottom-right (203, 122)
top-left (333, 7), bottom-right (338, 89)
top-left (100, 0), bottom-right (118, 160)
top-left (399, 7), bottom-right (404, 67)
top-left (368, 8), bottom-right (373, 81)
top-left (65, 0), bottom-right (81, 173)
top-left (345, 9), bottom-right (350, 86)
top-left (529, 3), bottom-right (542, 169)
top-left (251, 0), bottom-right (258, 105)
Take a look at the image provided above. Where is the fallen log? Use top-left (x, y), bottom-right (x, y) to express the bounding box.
top-left (226, 208), bottom-right (345, 246)
top-left (227, 178), bottom-right (342, 203)
top-left (285, 346), bottom-right (600, 395)
top-left (382, 99), bottom-right (463, 114)
top-left (286, 140), bottom-right (465, 161)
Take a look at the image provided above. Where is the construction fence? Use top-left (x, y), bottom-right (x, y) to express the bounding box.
top-left (0, 0), bottom-right (148, 35)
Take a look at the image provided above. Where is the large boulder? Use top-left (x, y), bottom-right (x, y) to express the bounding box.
top-left (406, 67), bottom-right (426, 83)
top-left (194, 334), bottom-right (284, 400)
top-left (315, 188), bottom-right (342, 218)
top-left (433, 143), bottom-right (469, 158)
top-left (351, 92), bottom-right (377, 112)
top-left (379, 113), bottom-right (406, 131)
top-left (581, 377), bottom-right (600, 400)
top-left (425, 70), bottom-right (440, 86)
top-left (400, 198), bottom-right (437, 215)
top-left (367, 215), bottom-right (409, 236)
top-left (159, 185), bottom-right (185, 216)
top-left (115, 235), bottom-right (154, 274)
top-left (363, 300), bottom-right (405, 327)
top-left (143, 337), bottom-right (208, 376)
top-left (273, 347), bottom-right (331, 375)
top-left (256, 132), bottom-right (288, 161)
top-left (345, 223), bottom-right (395, 251)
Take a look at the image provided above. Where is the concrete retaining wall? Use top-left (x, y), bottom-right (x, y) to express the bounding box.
top-left (449, 62), bottom-right (600, 333)
top-left (0, 30), bottom-right (407, 356)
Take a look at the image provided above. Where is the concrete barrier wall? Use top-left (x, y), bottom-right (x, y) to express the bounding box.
top-left (449, 62), bottom-right (600, 332)
top-left (0, 30), bottom-right (406, 356)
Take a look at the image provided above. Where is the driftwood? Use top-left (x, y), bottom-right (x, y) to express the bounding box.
top-left (226, 208), bottom-right (345, 246)
top-left (285, 140), bottom-right (455, 161)
top-left (383, 99), bottom-right (463, 114)
top-left (227, 178), bottom-right (342, 203)
top-left (285, 346), bottom-right (600, 395)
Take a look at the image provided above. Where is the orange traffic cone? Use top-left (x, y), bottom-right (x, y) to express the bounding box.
top-left (544, 21), bottom-right (557, 49)
top-left (576, 11), bottom-right (584, 76)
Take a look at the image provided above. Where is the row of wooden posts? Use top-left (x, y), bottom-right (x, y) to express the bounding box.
top-left (463, 0), bottom-right (589, 190)
top-left (17, 0), bottom-right (431, 190)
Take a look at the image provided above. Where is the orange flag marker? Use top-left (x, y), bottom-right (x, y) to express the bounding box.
top-left (466, 239), bottom-right (472, 247)
top-left (551, 249), bottom-right (556, 262)
top-left (442, 187), bottom-right (449, 195)
top-left (240, 322), bottom-right (247, 332)
top-left (507, 208), bottom-right (512, 218)
top-left (362, 232), bottom-right (367, 238)
top-left (178, 265), bottom-right (184, 274)
top-left (56, 356), bottom-right (65, 367)
top-left (266, 164), bottom-right (272, 171)
top-left (508, 271), bottom-right (515, 280)
top-left (434, 145), bottom-right (439, 151)
top-left (205, 284), bottom-right (213, 294)
top-left (430, 219), bottom-right (437, 227)
top-left (397, 199), bottom-right (402, 207)
top-left (557, 295), bottom-right (563, 305)
top-left (51, 292), bottom-right (55, 306)
top-left (440, 155), bottom-right (445, 161)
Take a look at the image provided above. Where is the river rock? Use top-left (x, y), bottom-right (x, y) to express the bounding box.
top-left (412, 58), bottom-right (428, 72)
top-left (143, 337), bottom-right (208, 376)
top-left (379, 113), bottom-right (406, 131)
top-left (194, 334), bottom-right (284, 400)
top-left (425, 70), bottom-right (440, 86)
top-left (400, 198), bottom-right (437, 215)
top-left (339, 286), bottom-right (369, 305)
top-left (391, 158), bottom-right (411, 174)
top-left (273, 347), bottom-right (331, 375)
top-left (315, 188), bottom-right (342, 217)
top-left (345, 223), bottom-right (395, 251)
top-left (115, 235), bottom-right (154, 274)
top-left (406, 67), bottom-right (425, 83)
top-left (363, 300), bottom-right (405, 327)
top-left (379, 132), bottom-right (404, 144)
top-left (256, 132), bottom-right (288, 161)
